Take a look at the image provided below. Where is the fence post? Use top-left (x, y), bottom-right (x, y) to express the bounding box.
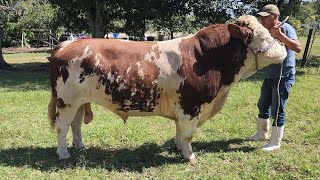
top-left (300, 28), bottom-right (313, 68)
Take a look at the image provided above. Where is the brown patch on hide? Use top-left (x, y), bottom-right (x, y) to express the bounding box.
top-left (57, 98), bottom-right (66, 109)
top-left (84, 103), bottom-right (93, 124)
top-left (177, 24), bottom-right (248, 118)
top-left (76, 39), bottom-right (161, 112)
top-left (228, 23), bottom-right (253, 44)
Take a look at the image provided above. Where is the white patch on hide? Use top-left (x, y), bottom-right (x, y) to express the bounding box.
top-left (136, 62), bottom-right (144, 79)
top-left (56, 45), bottom-right (95, 105)
top-left (175, 105), bottom-right (192, 121)
top-left (107, 71), bottom-right (115, 83)
top-left (236, 15), bottom-right (287, 69)
top-left (119, 39), bottom-right (130, 42)
top-left (146, 39), bottom-right (188, 91)
top-left (95, 53), bottom-right (102, 67)
top-left (59, 40), bottom-right (74, 51)
top-left (126, 65), bottom-right (132, 75)
top-left (117, 82), bottom-right (125, 91)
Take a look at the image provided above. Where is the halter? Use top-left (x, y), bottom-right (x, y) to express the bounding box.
top-left (248, 39), bottom-right (276, 70)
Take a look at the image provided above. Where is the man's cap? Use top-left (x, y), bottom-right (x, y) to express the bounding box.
top-left (257, 4), bottom-right (280, 16)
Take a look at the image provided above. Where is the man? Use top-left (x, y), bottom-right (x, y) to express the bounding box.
top-left (246, 4), bottom-right (302, 151)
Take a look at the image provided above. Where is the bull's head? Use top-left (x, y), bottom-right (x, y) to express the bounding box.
top-left (228, 15), bottom-right (287, 71)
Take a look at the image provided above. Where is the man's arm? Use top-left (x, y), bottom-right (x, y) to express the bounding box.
top-left (270, 27), bottom-right (302, 53)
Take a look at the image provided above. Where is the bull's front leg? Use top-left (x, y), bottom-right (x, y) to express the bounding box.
top-left (175, 118), bottom-right (198, 163)
top-left (174, 120), bottom-right (182, 149)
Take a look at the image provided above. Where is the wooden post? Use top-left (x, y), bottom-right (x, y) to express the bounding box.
top-left (49, 29), bottom-right (52, 50)
top-left (21, 32), bottom-right (24, 47)
top-left (300, 28), bottom-right (314, 68)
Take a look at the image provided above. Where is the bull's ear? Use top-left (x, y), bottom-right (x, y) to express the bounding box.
top-left (228, 23), bottom-right (253, 43)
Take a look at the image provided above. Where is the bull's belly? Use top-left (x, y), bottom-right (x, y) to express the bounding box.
top-left (57, 74), bottom-right (230, 123)
top-left (90, 88), bottom-right (179, 120)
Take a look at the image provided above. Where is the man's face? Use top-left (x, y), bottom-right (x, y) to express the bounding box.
top-left (259, 14), bottom-right (278, 30)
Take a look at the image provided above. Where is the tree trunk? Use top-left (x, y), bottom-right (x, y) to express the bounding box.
top-left (94, 1), bottom-right (104, 38)
top-left (0, 28), bottom-right (11, 69)
top-left (82, 0), bottom-right (104, 38)
top-left (140, 18), bottom-right (146, 41)
top-left (277, 0), bottom-right (285, 10)
top-left (170, 28), bottom-right (174, 39)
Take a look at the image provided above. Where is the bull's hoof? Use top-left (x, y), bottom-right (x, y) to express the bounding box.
top-left (73, 144), bottom-right (86, 152)
top-left (188, 153), bottom-right (197, 164)
top-left (77, 146), bottom-right (87, 154)
top-left (182, 153), bottom-right (197, 164)
top-left (58, 153), bottom-right (70, 160)
top-left (189, 157), bottom-right (198, 164)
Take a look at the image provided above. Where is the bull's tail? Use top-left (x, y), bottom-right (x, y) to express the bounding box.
top-left (48, 92), bottom-right (57, 130)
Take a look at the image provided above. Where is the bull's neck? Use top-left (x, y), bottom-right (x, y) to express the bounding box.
top-left (194, 37), bottom-right (248, 86)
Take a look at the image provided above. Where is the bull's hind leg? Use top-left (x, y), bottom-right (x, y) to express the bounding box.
top-left (176, 118), bottom-right (198, 163)
top-left (56, 107), bottom-right (78, 160)
top-left (71, 104), bottom-right (85, 150)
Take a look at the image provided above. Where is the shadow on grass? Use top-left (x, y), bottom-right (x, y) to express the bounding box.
top-left (11, 62), bottom-right (50, 72)
top-left (0, 64), bottom-right (50, 91)
top-left (0, 138), bottom-right (254, 172)
top-left (192, 138), bottom-right (255, 153)
top-left (2, 62), bottom-right (49, 72)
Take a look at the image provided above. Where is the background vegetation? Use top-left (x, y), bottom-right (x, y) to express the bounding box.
top-left (1, 0), bottom-right (319, 68)
top-left (1, 0), bottom-right (319, 42)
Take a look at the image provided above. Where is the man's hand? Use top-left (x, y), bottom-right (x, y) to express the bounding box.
top-left (269, 26), bottom-right (284, 40)
top-left (270, 26), bottom-right (302, 53)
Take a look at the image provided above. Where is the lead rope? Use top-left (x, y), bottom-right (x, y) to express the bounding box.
top-left (275, 62), bottom-right (283, 133)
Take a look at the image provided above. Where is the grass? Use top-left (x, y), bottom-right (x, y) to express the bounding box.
top-left (0, 38), bottom-right (319, 179)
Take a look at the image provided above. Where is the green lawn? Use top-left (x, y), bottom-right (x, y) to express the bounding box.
top-left (0, 43), bottom-right (319, 179)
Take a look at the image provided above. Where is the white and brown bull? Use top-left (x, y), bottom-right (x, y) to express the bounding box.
top-left (48, 15), bottom-right (286, 162)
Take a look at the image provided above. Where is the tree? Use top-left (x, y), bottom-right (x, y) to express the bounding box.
top-left (252, 0), bottom-right (302, 18)
top-left (188, 0), bottom-right (233, 29)
top-left (152, 0), bottom-right (190, 39)
top-left (50, 0), bottom-right (121, 38)
top-left (49, 0), bottom-right (90, 34)
top-left (76, 0), bottom-right (105, 38)
top-left (16, 0), bottom-right (57, 29)
top-left (0, 0), bottom-right (18, 69)
top-left (120, 0), bottom-right (156, 40)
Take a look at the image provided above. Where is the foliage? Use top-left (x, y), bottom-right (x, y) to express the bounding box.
top-left (149, 0), bottom-right (190, 39)
top-left (289, 17), bottom-right (303, 35)
top-left (1, 0), bottom-right (57, 47)
top-left (49, 0), bottom-right (90, 35)
top-left (189, 0), bottom-right (233, 27)
top-left (16, 0), bottom-right (57, 29)
top-left (1, 0), bottom-right (320, 45)
top-left (291, 1), bottom-right (320, 36)
top-left (0, 0), bottom-right (19, 68)
top-left (2, 22), bottom-right (19, 47)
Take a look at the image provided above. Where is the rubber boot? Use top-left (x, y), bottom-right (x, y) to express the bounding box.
top-left (246, 117), bottom-right (269, 141)
top-left (261, 126), bottom-right (284, 151)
